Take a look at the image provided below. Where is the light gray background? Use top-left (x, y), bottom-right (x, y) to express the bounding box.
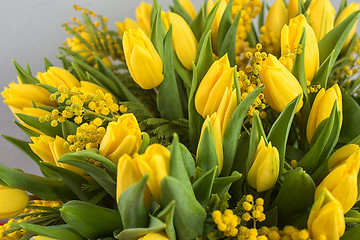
top-left (0, 0), bottom-right (357, 175)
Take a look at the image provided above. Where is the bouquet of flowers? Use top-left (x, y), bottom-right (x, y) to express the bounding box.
top-left (1, 0), bottom-right (360, 239)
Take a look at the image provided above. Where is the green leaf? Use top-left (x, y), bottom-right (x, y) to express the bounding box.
top-left (267, 95), bottom-right (301, 176)
top-left (1, 135), bottom-right (42, 164)
top-left (161, 176), bottom-right (206, 240)
top-left (246, 21), bottom-right (259, 48)
top-left (0, 163), bottom-right (75, 200)
top-left (292, 28), bottom-right (308, 101)
top-left (61, 120), bottom-right (78, 140)
top-left (151, 8), bottom-right (165, 59)
top-left (40, 162), bottom-right (91, 201)
top-left (44, 58), bottom-right (53, 70)
top-left (157, 27), bottom-right (184, 120)
top-left (16, 113), bottom-right (63, 138)
top-left (10, 223), bottom-right (85, 240)
top-left (118, 175), bottom-right (149, 229)
top-left (197, 124), bottom-right (219, 174)
top-left (341, 225), bottom-right (360, 240)
top-left (12, 60), bottom-right (39, 84)
top-left (171, 0), bottom-right (192, 25)
top-left (13, 121), bottom-right (40, 138)
top-left (339, 92), bottom-right (360, 144)
top-left (58, 155), bottom-right (116, 198)
top-left (217, 0), bottom-right (234, 53)
top-left (196, 30), bottom-right (215, 80)
top-left (190, 6), bottom-right (205, 41)
top-left (271, 168), bottom-right (315, 227)
top-left (193, 167), bottom-right (217, 209)
top-left (139, 132), bottom-right (150, 154)
top-left (157, 201), bottom-right (176, 240)
top-left (178, 142), bottom-right (196, 179)
top-left (258, 0), bottom-right (265, 30)
top-left (61, 200), bottom-right (122, 239)
top-left (114, 215), bottom-right (165, 240)
top-left (219, 11), bottom-right (241, 66)
top-left (212, 171), bottom-right (242, 197)
top-left (222, 85), bottom-right (264, 176)
top-left (345, 210), bottom-right (360, 223)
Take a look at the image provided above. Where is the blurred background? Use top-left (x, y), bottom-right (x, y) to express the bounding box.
top-left (0, 0), bottom-right (358, 175)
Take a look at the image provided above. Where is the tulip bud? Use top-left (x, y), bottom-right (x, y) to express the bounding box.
top-left (136, 2), bottom-right (153, 37)
top-left (0, 186), bottom-right (29, 219)
top-left (37, 67), bottom-right (80, 90)
top-left (206, 0), bottom-right (227, 53)
top-left (195, 54), bottom-right (234, 118)
top-left (123, 28), bottom-right (164, 89)
top-left (315, 155), bottom-right (359, 213)
top-left (115, 18), bottom-right (142, 37)
top-left (162, 12), bottom-right (198, 70)
top-left (247, 136), bottom-right (280, 192)
top-left (263, 0), bottom-right (288, 55)
top-left (308, 0), bottom-right (335, 42)
top-left (308, 188), bottom-right (345, 240)
top-left (197, 113), bottom-right (224, 173)
top-left (328, 144), bottom-right (360, 171)
top-left (216, 87), bottom-right (237, 136)
top-left (136, 144), bottom-right (170, 203)
top-left (138, 232), bottom-right (170, 240)
top-left (260, 54), bottom-right (303, 113)
top-left (179, 0), bottom-right (197, 19)
top-left (306, 84), bottom-right (342, 143)
top-left (280, 14), bottom-right (319, 82)
top-left (334, 3), bottom-right (360, 51)
top-left (99, 113), bottom-right (142, 164)
top-left (287, 0), bottom-right (305, 21)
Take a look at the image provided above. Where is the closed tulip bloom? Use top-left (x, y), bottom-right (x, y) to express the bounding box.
top-left (195, 54), bottom-right (234, 118)
top-left (281, 14), bottom-right (319, 82)
top-left (288, 0), bottom-right (305, 21)
top-left (0, 186), bottom-right (29, 219)
top-left (162, 12), bottom-right (198, 70)
top-left (206, 0), bottom-right (227, 53)
top-left (260, 54), bottom-right (303, 113)
top-left (136, 2), bottom-right (153, 36)
top-left (138, 232), bottom-right (169, 240)
top-left (215, 87), bottom-right (237, 136)
top-left (328, 144), bottom-right (360, 171)
top-left (308, 188), bottom-right (345, 240)
top-left (136, 144), bottom-right (170, 203)
top-left (99, 113), bottom-right (142, 164)
top-left (116, 18), bottom-right (142, 37)
top-left (308, 0), bottom-right (335, 42)
top-left (315, 157), bottom-right (359, 213)
top-left (123, 28), bottom-right (164, 89)
top-left (179, 0), bottom-right (197, 19)
top-left (335, 3), bottom-right (360, 51)
top-left (197, 113), bottom-right (224, 173)
top-left (247, 137), bottom-right (280, 192)
top-left (306, 84), bottom-right (342, 143)
top-left (37, 67), bottom-right (80, 90)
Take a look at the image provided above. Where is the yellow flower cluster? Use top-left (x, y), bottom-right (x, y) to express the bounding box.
top-left (238, 44), bottom-right (268, 119)
top-left (212, 209), bottom-right (241, 237)
top-left (242, 225), bottom-right (311, 240)
top-left (240, 195), bottom-right (266, 223)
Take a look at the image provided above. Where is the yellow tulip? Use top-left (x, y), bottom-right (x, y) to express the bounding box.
top-left (306, 84), bottom-right (342, 143)
top-left (99, 113), bottom-right (142, 164)
top-left (123, 28), bottom-right (164, 89)
top-left (280, 14), bottom-right (319, 82)
top-left (308, 0), bottom-right (335, 42)
top-left (37, 67), bottom-right (80, 90)
top-left (116, 154), bottom-right (151, 207)
top-left (138, 232), bottom-right (169, 240)
top-left (288, 0), bottom-right (305, 21)
top-left (0, 186), bottom-right (29, 219)
top-left (315, 155), bottom-right (359, 213)
top-left (116, 18), bottom-right (142, 37)
top-left (263, 0), bottom-right (288, 55)
top-left (179, 0), bottom-right (197, 19)
top-left (247, 137), bottom-right (280, 192)
top-left (195, 54), bottom-right (234, 118)
top-left (308, 188), bottom-right (345, 240)
top-left (260, 54), bottom-right (303, 113)
top-left (136, 2), bottom-right (153, 36)
top-left (136, 144), bottom-right (170, 203)
top-left (328, 144), bottom-right (360, 171)
top-left (206, 0), bottom-right (227, 53)
top-left (335, 3), bottom-right (360, 51)
top-left (162, 12), bottom-right (198, 70)
top-left (216, 87), bottom-right (237, 136)
top-left (197, 113), bottom-right (224, 173)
